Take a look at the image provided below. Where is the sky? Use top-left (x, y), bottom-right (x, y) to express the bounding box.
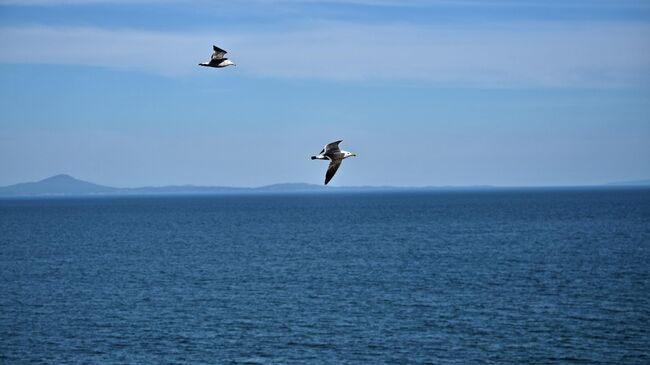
top-left (0, 0), bottom-right (649, 187)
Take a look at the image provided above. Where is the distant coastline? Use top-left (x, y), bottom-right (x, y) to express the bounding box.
top-left (0, 174), bottom-right (649, 198)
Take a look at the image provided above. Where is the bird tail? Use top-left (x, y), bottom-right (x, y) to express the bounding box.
top-left (311, 156), bottom-right (317, 160)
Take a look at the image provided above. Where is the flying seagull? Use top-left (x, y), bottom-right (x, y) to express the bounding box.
top-left (199, 45), bottom-right (235, 68)
top-left (311, 140), bottom-right (357, 185)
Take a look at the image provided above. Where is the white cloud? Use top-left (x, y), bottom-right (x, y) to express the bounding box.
top-left (0, 26), bottom-right (207, 75)
top-left (1, 22), bottom-right (649, 86)
top-left (233, 22), bottom-right (650, 87)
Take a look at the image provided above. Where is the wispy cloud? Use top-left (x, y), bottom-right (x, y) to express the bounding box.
top-left (253, 0), bottom-right (650, 8)
top-left (3, 0), bottom-right (649, 7)
top-left (0, 26), bottom-right (205, 75)
top-left (0, 0), bottom-right (176, 5)
top-left (1, 22), bottom-right (649, 87)
top-left (232, 22), bottom-right (650, 87)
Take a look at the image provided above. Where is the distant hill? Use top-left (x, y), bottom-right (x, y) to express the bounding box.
top-left (0, 174), bottom-right (117, 196)
top-left (0, 175), bottom-right (330, 197)
top-left (0, 175), bottom-right (420, 197)
top-left (2, 174), bottom-right (647, 198)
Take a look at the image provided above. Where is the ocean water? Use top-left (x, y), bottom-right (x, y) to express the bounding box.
top-left (1, 189), bottom-right (649, 364)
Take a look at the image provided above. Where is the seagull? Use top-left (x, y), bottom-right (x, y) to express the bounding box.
top-left (311, 140), bottom-right (357, 185)
top-left (199, 45), bottom-right (235, 68)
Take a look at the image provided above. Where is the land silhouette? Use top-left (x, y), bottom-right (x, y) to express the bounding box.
top-left (0, 174), bottom-right (648, 198)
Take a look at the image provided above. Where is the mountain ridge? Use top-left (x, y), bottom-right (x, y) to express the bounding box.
top-left (0, 175), bottom-right (340, 197)
top-left (0, 175), bottom-right (648, 197)
top-left (0, 174), bottom-right (118, 196)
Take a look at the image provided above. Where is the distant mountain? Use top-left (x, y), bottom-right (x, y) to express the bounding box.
top-left (2, 174), bottom-right (647, 198)
top-left (0, 175), bottom-right (331, 197)
top-left (0, 174), bottom-right (117, 197)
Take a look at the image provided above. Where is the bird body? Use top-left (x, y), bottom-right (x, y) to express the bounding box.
top-left (199, 45), bottom-right (235, 68)
top-left (311, 140), bottom-right (356, 185)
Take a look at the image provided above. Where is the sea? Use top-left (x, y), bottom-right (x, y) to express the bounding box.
top-left (1, 188), bottom-right (649, 364)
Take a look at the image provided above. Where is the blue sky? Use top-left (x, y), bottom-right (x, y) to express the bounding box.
top-left (0, 0), bottom-right (649, 187)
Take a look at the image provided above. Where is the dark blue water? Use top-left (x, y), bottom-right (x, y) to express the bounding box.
top-left (1, 189), bottom-right (649, 364)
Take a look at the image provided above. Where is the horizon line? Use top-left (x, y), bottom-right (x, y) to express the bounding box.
top-left (2, 173), bottom-right (650, 190)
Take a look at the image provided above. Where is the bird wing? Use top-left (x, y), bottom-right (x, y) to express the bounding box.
top-left (211, 45), bottom-right (228, 60)
top-left (324, 140), bottom-right (343, 154)
top-left (325, 160), bottom-right (342, 185)
top-left (209, 58), bottom-right (228, 66)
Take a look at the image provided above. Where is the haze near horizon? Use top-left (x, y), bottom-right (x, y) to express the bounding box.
top-left (0, 0), bottom-right (649, 187)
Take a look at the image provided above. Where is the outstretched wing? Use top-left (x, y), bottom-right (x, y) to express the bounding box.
top-left (324, 140), bottom-right (342, 154)
top-left (211, 45), bottom-right (228, 61)
top-left (325, 160), bottom-right (342, 185)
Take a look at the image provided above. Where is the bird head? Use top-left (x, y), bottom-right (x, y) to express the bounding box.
top-left (344, 151), bottom-right (357, 158)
